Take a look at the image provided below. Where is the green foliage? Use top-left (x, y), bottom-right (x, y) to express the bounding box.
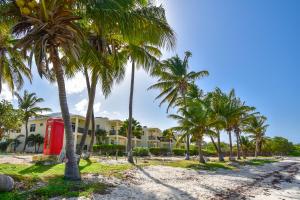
top-left (270, 136), bottom-right (293, 155)
top-left (118, 118), bottom-right (143, 139)
top-left (0, 100), bottom-right (23, 139)
top-left (95, 129), bottom-right (107, 145)
top-left (93, 144), bottom-right (126, 155)
top-left (0, 141), bottom-right (10, 152)
top-left (172, 148), bottom-right (185, 156)
top-left (133, 147), bottom-right (149, 156)
top-left (289, 145), bottom-right (300, 157)
top-left (149, 147), bottom-right (169, 156)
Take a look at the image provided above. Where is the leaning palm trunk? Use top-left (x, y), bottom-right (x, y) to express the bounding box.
top-left (228, 131), bottom-right (235, 161)
top-left (235, 130), bottom-right (241, 160)
top-left (127, 61), bottom-right (135, 163)
top-left (197, 138), bottom-right (205, 163)
top-left (23, 119), bottom-right (29, 152)
top-left (209, 135), bottom-right (219, 154)
top-left (51, 47), bottom-right (80, 180)
top-left (217, 130), bottom-right (224, 161)
top-left (183, 96), bottom-right (190, 160)
top-left (77, 74), bottom-right (97, 156)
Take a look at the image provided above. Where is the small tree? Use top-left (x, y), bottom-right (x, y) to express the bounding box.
top-left (95, 129), bottom-right (107, 145)
top-left (162, 129), bottom-right (175, 153)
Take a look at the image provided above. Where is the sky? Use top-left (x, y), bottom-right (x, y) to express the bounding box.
top-left (1, 0), bottom-right (299, 143)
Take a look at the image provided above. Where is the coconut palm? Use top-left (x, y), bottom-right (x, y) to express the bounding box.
top-left (170, 98), bottom-right (217, 163)
top-left (0, 22), bottom-right (31, 94)
top-left (27, 133), bottom-right (43, 153)
top-left (119, 118), bottom-right (143, 139)
top-left (11, 0), bottom-right (83, 180)
top-left (75, 1), bottom-right (175, 161)
top-left (244, 115), bottom-right (269, 157)
top-left (149, 51), bottom-right (209, 160)
top-left (14, 90), bottom-right (50, 152)
top-left (9, 134), bottom-right (24, 152)
top-left (162, 129), bottom-right (176, 154)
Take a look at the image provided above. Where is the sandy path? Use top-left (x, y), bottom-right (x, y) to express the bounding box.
top-left (0, 154), bottom-right (33, 164)
top-left (94, 157), bottom-right (300, 200)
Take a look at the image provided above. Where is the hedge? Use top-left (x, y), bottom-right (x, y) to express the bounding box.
top-left (172, 148), bottom-right (185, 156)
top-left (149, 147), bottom-right (169, 156)
top-left (93, 144), bottom-right (125, 155)
top-left (133, 147), bottom-right (149, 157)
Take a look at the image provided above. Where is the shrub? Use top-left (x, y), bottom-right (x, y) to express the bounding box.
top-left (0, 141), bottom-right (10, 152)
top-left (149, 147), bottom-right (169, 156)
top-left (133, 147), bottom-right (149, 157)
top-left (93, 144), bottom-right (125, 156)
top-left (172, 148), bottom-right (185, 156)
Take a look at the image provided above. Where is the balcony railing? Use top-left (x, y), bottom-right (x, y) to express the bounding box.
top-left (77, 127), bottom-right (92, 135)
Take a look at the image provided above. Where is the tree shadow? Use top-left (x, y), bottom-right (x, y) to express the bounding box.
top-left (79, 159), bottom-right (92, 171)
top-left (19, 164), bottom-right (56, 175)
top-left (134, 164), bottom-right (197, 200)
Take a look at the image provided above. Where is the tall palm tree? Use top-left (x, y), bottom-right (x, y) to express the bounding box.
top-left (14, 90), bottom-right (51, 152)
top-left (75, 1), bottom-right (175, 161)
top-left (0, 23), bottom-right (31, 94)
top-left (244, 115), bottom-right (269, 157)
top-left (149, 51), bottom-right (209, 160)
top-left (11, 0), bottom-right (83, 180)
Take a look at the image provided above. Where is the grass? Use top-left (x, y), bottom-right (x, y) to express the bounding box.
top-left (0, 159), bottom-right (132, 200)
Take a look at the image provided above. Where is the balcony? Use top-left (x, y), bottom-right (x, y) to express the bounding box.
top-left (148, 136), bottom-right (157, 140)
top-left (77, 127), bottom-right (92, 135)
top-left (109, 130), bottom-right (117, 135)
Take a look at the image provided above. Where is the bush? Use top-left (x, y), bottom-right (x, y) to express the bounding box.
top-left (172, 148), bottom-right (185, 156)
top-left (149, 147), bottom-right (169, 156)
top-left (93, 144), bottom-right (125, 156)
top-left (133, 147), bottom-right (149, 157)
top-left (0, 141), bottom-right (10, 152)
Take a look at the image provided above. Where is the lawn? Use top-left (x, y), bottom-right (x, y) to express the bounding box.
top-left (0, 159), bottom-right (133, 200)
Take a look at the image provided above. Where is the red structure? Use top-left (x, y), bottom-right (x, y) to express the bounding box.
top-left (43, 118), bottom-right (64, 155)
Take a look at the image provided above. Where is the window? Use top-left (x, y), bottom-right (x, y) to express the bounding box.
top-left (40, 123), bottom-right (43, 126)
top-left (72, 123), bottom-right (76, 132)
top-left (30, 124), bottom-right (36, 132)
top-left (96, 125), bottom-right (100, 130)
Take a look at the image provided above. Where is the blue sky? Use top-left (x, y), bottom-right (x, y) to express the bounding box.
top-left (1, 0), bottom-right (299, 143)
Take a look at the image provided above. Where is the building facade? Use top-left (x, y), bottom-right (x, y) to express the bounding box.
top-left (5, 113), bottom-right (170, 153)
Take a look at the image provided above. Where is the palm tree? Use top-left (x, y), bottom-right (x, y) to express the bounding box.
top-left (11, 0), bottom-right (83, 180)
top-left (14, 90), bottom-right (51, 152)
top-left (35, 134), bottom-right (44, 153)
top-left (75, 1), bottom-right (175, 160)
top-left (170, 98), bottom-right (216, 163)
top-left (119, 119), bottom-right (143, 139)
top-left (149, 51), bottom-right (209, 160)
top-left (0, 23), bottom-right (31, 94)
top-left (95, 128), bottom-right (107, 145)
top-left (162, 129), bottom-right (175, 154)
top-left (244, 115), bottom-right (269, 157)
top-left (10, 135), bottom-right (24, 152)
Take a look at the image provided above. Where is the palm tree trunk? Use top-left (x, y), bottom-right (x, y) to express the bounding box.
top-left (255, 138), bottom-right (259, 157)
top-left (34, 141), bottom-right (37, 153)
top-left (228, 131), bottom-right (235, 161)
top-left (238, 133), bottom-right (246, 159)
top-left (51, 46), bottom-right (80, 180)
top-left (235, 131), bottom-right (241, 160)
top-left (183, 96), bottom-right (190, 160)
top-left (169, 139), bottom-right (172, 154)
top-left (88, 111), bottom-right (95, 152)
top-left (198, 137), bottom-right (205, 163)
top-left (77, 73), bottom-right (97, 156)
top-left (127, 61), bottom-right (135, 163)
top-left (217, 130), bottom-right (224, 161)
top-left (23, 119), bottom-right (29, 152)
top-left (209, 135), bottom-right (219, 153)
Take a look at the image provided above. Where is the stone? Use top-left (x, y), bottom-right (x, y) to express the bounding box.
top-left (0, 175), bottom-right (14, 192)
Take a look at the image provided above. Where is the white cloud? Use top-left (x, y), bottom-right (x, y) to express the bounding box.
top-left (64, 73), bottom-right (86, 95)
top-left (75, 98), bottom-right (88, 115)
top-left (97, 110), bottom-right (122, 119)
top-left (74, 99), bottom-right (102, 116)
top-left (0, 84), bottom-right (13, 101)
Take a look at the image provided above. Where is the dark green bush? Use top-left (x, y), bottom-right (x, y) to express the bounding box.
top-left (149, 147), bottom-right (169, 156)
top-left (93, 144), bottom-right (125, 155)
top-left (133, 147), bottom-right (149, 157)
top-left (172, 148), bottom-right (185, 156)
top-left (0, 141), bottom-right (10, 152)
